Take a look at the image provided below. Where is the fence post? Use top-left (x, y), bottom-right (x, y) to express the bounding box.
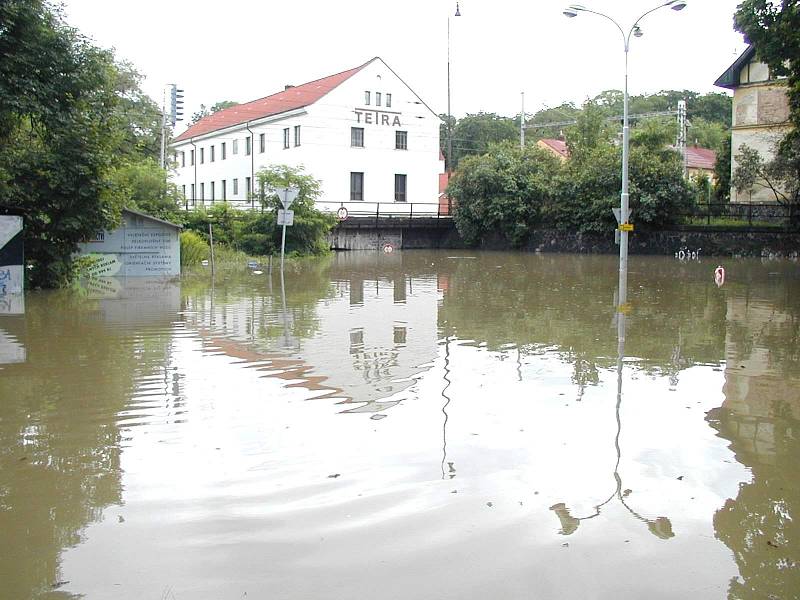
top-left (748, 203), bottom-right (753, 227)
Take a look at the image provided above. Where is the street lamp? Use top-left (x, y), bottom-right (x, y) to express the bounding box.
top-left (563, 1), bottom-right (687, 305)
top-left (447, 2), bottom-right (461, 175)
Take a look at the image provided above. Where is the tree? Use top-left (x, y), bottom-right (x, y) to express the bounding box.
top-left (713, 135), bottom-right (733, 202)
top-left (733, 141), bottom-right (800, 208)
top-left (108, 158), bottom-right (184, 222)
top-left (190, 100), bottom-right (238, 124)
top-left (255, 165), bottom-right (336, 255)
top-left (446, 113), bottom-right (518, 170)
top-left (0, 0), bottom-right (126, 287)
top-left (448, 142), bottom-right (561, 247)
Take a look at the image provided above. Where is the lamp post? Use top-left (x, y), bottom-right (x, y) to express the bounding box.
top-left (447, 2), bottom-right (461, 175)
top-left (563, 1), bottom-right (687, 303)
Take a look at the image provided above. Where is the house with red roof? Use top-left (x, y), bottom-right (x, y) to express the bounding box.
top-left (684, 146), bottom-right (717, 183)
top-left (170, 58), bottom-right (444, 214)
top-left (536, 138), bottom-right (570, 161)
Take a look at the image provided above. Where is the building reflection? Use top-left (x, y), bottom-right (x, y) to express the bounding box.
top-left (707, 285), bottom-right (800, 599)
top-left (181, 252), bottom-right (442, 417)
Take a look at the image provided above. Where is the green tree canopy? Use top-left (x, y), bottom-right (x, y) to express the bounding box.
top-left (190, 100), bottom-right (238, 124)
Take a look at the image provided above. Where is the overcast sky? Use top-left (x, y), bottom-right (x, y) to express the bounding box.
top-left (62, 0), bottom-right (746, 135)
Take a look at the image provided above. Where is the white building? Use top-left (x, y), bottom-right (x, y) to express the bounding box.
top-left (171, 57), bottom-right (444, 215)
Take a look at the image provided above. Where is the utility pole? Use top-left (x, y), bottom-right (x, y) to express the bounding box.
top-left (160, 84), bottom-right (185, 169)
top-left (520, 92), bottom-right (525, 148)
top-left (676, 99), bottom-right (688, 177)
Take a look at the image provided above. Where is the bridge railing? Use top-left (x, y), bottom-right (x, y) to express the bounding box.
top-left (180, 199), bottom-right (454, 219)
top-left (315, 201), bottom-right (452, 220)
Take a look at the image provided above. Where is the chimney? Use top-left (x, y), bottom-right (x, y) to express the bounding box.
top-left (285, 84), bottom-right (294, 90)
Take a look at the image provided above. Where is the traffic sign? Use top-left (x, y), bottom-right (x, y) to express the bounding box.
top-left (619, 223), bottom-right (634, 232)
top-left (277, 209), bottom-right (294, 226)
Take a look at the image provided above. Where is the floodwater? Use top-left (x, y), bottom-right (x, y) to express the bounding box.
top-left (1, 251), bottom-right (798, 600)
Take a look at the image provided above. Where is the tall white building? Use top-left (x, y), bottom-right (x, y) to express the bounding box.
top-left (171, 58), bottom-right (444, 214)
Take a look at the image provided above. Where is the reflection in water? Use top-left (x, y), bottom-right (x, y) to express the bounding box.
top-left (549, 263), bottom-right (673, 540)
top-left (0, 284), bottom-right (178, 598)
top-left (707, 279), bottom-right (800, 599)
top-left (2, 253), bottom-right (800, 598)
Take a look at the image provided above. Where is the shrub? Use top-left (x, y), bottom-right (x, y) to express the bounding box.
top-left (180, 230), bottom-right (208, 266)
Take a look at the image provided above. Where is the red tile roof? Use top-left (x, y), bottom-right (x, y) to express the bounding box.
top-left (174, 59), bottom-right (375, 142)
top-left (685, 146), bottom-right (716, 170)
top-left (538, 138), bottom-right (569, 158)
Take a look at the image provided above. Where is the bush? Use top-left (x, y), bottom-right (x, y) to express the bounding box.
top-left (180, 230), bottom-right (208, 266)
top-left (448, 142), bottom-right (560, 247)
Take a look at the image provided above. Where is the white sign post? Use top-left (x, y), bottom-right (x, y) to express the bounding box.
top-left (275, 187), bottom-right (300, 270)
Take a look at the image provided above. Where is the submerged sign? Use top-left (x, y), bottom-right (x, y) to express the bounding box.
top-left (0, 216), bottom-right (24, 303)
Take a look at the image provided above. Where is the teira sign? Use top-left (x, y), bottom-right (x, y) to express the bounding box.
top-left (353, 109), bottom-right (402, 127)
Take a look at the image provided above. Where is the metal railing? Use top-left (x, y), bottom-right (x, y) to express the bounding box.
top-left (180, 198), bottom-right (455, 220)
top-left (315, 200), bottom-right (452, 220)
top-left (676, 202), bottom-right (797, 230)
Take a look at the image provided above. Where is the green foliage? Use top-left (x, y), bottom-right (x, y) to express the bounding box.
top-left (0, 0), bottom-right (128, 287)
top-left (0, 0), bottom-right (176, 287)
top-left (445, 113), bottom-right (519, 170)
top-left (733, 141), bottom-right (800, 207)
top-left (256, 164), bottom-right (336, 255)
top-left (566, 101), bottom-right (614, 160)
top-left (109, 158), bottom-right (184, 222)
top-left (181, 166), bottom-right (336, 257)
top-left (450, 136), bottom-right (694, 243)
top-left (179, 231), bottom-right (209, 267)
top-left (449, 142), bottom-right (561, 247)
top-left (713, 135), bottom-right (732, 203)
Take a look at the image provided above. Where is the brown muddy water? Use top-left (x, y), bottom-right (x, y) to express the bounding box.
top-left (1, 250), bottom-right (798, 599)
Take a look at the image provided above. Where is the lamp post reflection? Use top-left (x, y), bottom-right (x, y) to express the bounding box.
top-left (550, 261), bottom-right (674, 540)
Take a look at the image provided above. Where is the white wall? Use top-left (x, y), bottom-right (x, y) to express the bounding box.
top-left (171, 59), bottom-right (444, 215)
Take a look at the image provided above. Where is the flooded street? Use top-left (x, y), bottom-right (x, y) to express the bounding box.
top-left (1, 250), bottom-right (798, 599)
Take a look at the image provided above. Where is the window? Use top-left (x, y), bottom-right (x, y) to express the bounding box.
top-left (221, 179), bottom-right (227, 201)
top-left (181, 184), bottom-right (186, 198)
top-left (210, 145), bottom-right (215, 162)
top-left (394, 174), bottom-right (407, 202)
top-left (245, 176), bottom-right (251, 199)
top-left (190, 183), bottom-right (196, 203)
top-left (351, 127), bottom-right (364, 148)
top-left (283, 128), bottom-right (290, 149)
top-left (200, 182), bottom-right (205, 200)
top-left (245, 136), bottom-right (251, 156)
top-left (233, 139), bottom-right (239, 154)
top-left (386, 93), bottom-right (392, 108)
top-left (200, 147), bottom-right (205, 164)
top-left (376, 92), bottom-right (382, 107)
top-left (365, 91), bottom-right (370, 105)
top-left (210, 181), bottom-right (215, 201)
top-left (233, 178), bottom-right (239, 195)
top-left (294, 125), bottom-right (301, 147)
top-left (190, 149), bottom-right (195, 165)
top-left (260, 133), bottom-right (265, 153)
top-left (181, 151), bottom-right (185, 167)
top-left (395, 130), bottom-right (408, 150)
top-left (221, 142), bottom-right (226, 160)
top-left (350, 172), bottom-right (364, 201)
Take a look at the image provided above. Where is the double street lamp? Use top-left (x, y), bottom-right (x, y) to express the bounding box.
top-left (563, 1), bottom-right (687, 304)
